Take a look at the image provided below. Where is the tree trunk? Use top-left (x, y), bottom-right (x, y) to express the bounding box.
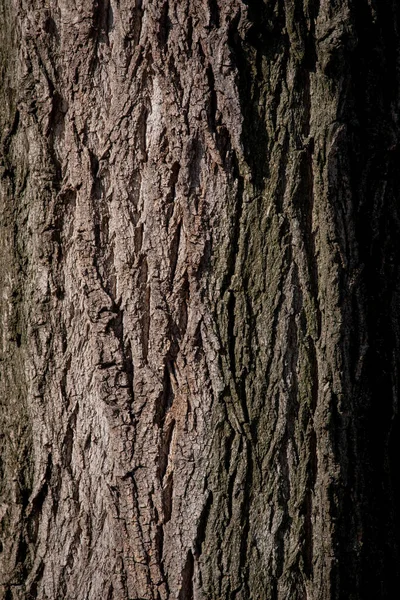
top-left (1, 0), bottom-right (399, 598)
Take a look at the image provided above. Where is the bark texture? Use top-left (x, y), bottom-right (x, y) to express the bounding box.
top-left (1, 1), bottom-right (400, 598)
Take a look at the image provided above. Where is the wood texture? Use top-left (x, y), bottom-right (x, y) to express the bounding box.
top-left (1, 1), bottom-right (400, 598)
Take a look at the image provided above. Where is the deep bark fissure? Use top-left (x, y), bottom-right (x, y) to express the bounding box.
top-left (1, 1), bottom-right (400, 599)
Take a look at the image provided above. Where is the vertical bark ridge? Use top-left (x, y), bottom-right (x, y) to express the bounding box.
top-left (1, 1), bottom-right (400, 599)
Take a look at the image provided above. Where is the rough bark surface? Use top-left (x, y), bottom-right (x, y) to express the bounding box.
top-left (1, 1), bottom-right (400, 599)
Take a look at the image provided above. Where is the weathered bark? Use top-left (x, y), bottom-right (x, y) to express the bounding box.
top-left (1, 0), bottom-right (400, 598)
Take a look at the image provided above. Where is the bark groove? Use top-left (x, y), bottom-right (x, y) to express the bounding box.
top-left (1, 1), bottom-right (400, 599)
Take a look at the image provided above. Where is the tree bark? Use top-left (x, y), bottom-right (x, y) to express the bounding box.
top-left (1, 1), bottom-right (400, 598)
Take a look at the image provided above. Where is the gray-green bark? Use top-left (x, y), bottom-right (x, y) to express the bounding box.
top-left (1, 1), bottom-right (399, 599)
